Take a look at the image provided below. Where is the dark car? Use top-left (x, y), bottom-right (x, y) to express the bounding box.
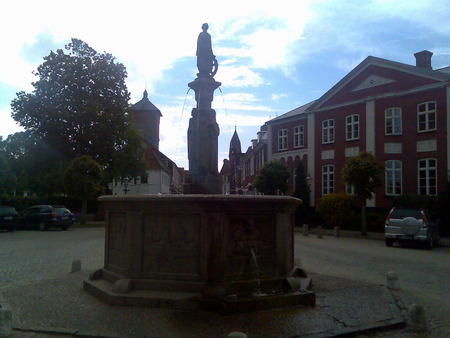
top-left (0, 206), bottom-right (19, 232)
top-left (20, 205), bottom-right (74, 231)
top-left (385, 207), bottom-right (439, 249)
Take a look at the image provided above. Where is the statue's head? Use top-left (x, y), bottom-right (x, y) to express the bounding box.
top-left (202, 23), bottom-right (209, 31)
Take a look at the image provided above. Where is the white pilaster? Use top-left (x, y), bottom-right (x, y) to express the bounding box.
top-left (307, 113), bottom-right (315, 206)
top-left (366, 100), bottom-right (376, 207)
top-left (366, 100), bottom-right (376, 153)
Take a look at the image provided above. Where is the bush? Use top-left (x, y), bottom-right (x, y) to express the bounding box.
top-left (315, 192), bottom-right (355, 228)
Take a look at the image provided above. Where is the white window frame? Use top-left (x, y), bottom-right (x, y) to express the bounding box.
top-left (417, 101), bottom-right (436, 132)
top-left (322, 164), bottom-right (334, 195)
top-left (293, 125), bottom-right (304, 148)
top-left (385, 160), bottom-right (402, 196)
top-left (418, 158), bottom-right (437, 195)
top-left (322, 119), bottom-right (334, 144)
top-left (278, 129), bottom-right (288, 151)
top-left (385, 107), bottom-right (402, 135)
top-left (345, 183), bottom-right (355, 195)
top-left (345, 114), bottom-right (359, 141)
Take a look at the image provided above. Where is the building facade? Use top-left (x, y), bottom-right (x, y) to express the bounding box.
top-left (110, 90), bottom-right (183, 195)
top-left (233, 51), bottom-right (450, 208)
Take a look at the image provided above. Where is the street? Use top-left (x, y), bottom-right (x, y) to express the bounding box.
top-left (0, 227), bottom-right (449, 336)
top-left (295, 233), bottom-right (450, 336)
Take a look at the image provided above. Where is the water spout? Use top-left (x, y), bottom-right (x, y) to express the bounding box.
top-left (249, 247), bottom-right (266, 297)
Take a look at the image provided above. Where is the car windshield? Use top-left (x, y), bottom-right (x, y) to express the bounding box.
top-left (391, 209), bottom-right (421, 219)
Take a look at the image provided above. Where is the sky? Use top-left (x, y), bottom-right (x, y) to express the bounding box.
top-left (1, 0), bottom-right (449, 170)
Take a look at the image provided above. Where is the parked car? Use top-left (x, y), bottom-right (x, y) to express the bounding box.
top-left (20, 205), bottom-right (74, 231)
top-left (0, 206), bottom-right (19, 232)
top-left (385, 207), bottom-right (439, 249)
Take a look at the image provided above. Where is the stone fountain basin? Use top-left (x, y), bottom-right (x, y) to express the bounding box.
top-left (84, 194), bottom-right (315, 313)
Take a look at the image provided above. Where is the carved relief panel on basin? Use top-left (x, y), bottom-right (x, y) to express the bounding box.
top-left (142, 213), bottom-right (201, 280)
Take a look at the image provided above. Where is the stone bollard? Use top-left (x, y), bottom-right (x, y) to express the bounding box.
top-left (334, 226), bottom-right (340, 238)
top-left (317, 226), bottom-right (323, 239)
top-left (71, 259), bottom-right (81, 273)
top-left (0, 303), bottom-right (12, 337)
top-left (386, 271), bottom-right (401, 290)
top-left (302, 224), bottom-right (308, 236)
top-left (409, 304), bottom-right (427, 332)
top-left (228, 332), bottom-right (247, 338)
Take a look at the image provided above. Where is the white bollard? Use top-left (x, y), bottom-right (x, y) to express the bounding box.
top-left (317, 226), bottom-right (323, 239)
top-left (302, 224), bottom-right (308, 236)
top-left (386, 271), bottom-right (401, 290)
top-left (71, 259), bottom-right (81, 273)
top-left (0, 304), bottom-right (12, 337)
top-left (409, 304), bottom-right (427, 332)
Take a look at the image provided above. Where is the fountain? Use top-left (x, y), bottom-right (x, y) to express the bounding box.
top-left (83, 23), bottom-right (315, 314)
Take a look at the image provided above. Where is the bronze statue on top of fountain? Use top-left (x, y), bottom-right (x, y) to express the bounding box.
top-left (197, 23), bottom-right (218, 78)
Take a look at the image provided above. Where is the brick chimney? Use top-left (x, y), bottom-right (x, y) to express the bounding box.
top-left (414, 50), bottom-right (433, 70)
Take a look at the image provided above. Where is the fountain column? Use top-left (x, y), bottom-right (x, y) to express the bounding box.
top-left (185, 23), bottom-right (221, 194)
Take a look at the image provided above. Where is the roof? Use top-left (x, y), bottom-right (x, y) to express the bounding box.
top-left (229, 128), bottom-right (242, 155)
top-left (143, 141), bottom-right (176, 173)
top-left (269, 100), bottom-right (316, 123)
top-left (131, 90), bottom-right (162, 116)
top-left (308, 54), bottom-right (450, 111)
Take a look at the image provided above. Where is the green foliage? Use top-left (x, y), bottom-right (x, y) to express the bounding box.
top-left (64, 155), bottom-right (104, 199)
top-left (316, 192), bottom-right (355, 228)
top-left (342, 151), bottom-right (384, 235)
top-left (253, 160), bottom-right (290, 195)
top-left (341, 151), bottom-right (384, 200)
top-left (10, 38), bottom-right (146, 184)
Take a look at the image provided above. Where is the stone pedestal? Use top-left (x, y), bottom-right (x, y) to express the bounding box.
top-left (187, 77), bottom-right (221, 194)
top-left (84, 195), bottom-right (315, 313)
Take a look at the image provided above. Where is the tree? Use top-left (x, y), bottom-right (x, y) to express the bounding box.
top-left (65, 155), bottom-right (104, 225)
top-left (11, 38), bottom-right (146, 183)
top-left (253, 160), bottom-right (290, 195)
top-left (342, 151), bottom-right (384, 235)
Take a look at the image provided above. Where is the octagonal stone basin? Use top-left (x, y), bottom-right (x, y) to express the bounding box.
top-left (84, 194), bottom-right (315, 313)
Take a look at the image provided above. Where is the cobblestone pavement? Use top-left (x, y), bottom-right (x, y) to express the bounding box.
top-left (295, 233), bottom-right (450, 337)
top-left (0, 227), bottom-right (104, 293)
top-left (1, 227), bottom-right (447, 336)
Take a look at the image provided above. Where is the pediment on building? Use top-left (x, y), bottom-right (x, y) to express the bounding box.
top-left (309, 56), bottom-right (450, 111)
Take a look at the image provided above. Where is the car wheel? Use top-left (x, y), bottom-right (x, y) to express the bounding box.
top-left (61, 226), bottom-right (69, 231)
top-left (385, 238), bottom-right (394, 247)
top-left (39, 221), bottom-right (47, 231)
top-left (7, 226), bottom-right (14, 232)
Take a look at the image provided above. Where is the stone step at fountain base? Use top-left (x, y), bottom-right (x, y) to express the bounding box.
top-left (84, 276), bottom-right (315, 314)
top-left (83, 279), bottom-right (202, 311)
top-left (201, 288), bottom-right (316, 315)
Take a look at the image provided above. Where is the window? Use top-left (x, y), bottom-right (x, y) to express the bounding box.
top-left (294, 125), bottom-right (304, 148)
top-left (385, 160), bottom-right (402, 195)
top-left (417, 101), bottom-right (436, 132)
top-left (385, 107), bottom-right (402, 135)
top-left (345, 114), bottom-right (359, 140)
top-left (418, 159), bottom-right (437, 195)
top-left (278, 129), bottom-right (288, 151)
top-left (345, 183), bottom-right (355, 195)
top-left (322, 119), bottom-right (334, 144)
top-left (322, 165), bottom-right (334, 195)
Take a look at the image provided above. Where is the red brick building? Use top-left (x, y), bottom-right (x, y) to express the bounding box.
top-left (241, 51), bottom-right (450, 208)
